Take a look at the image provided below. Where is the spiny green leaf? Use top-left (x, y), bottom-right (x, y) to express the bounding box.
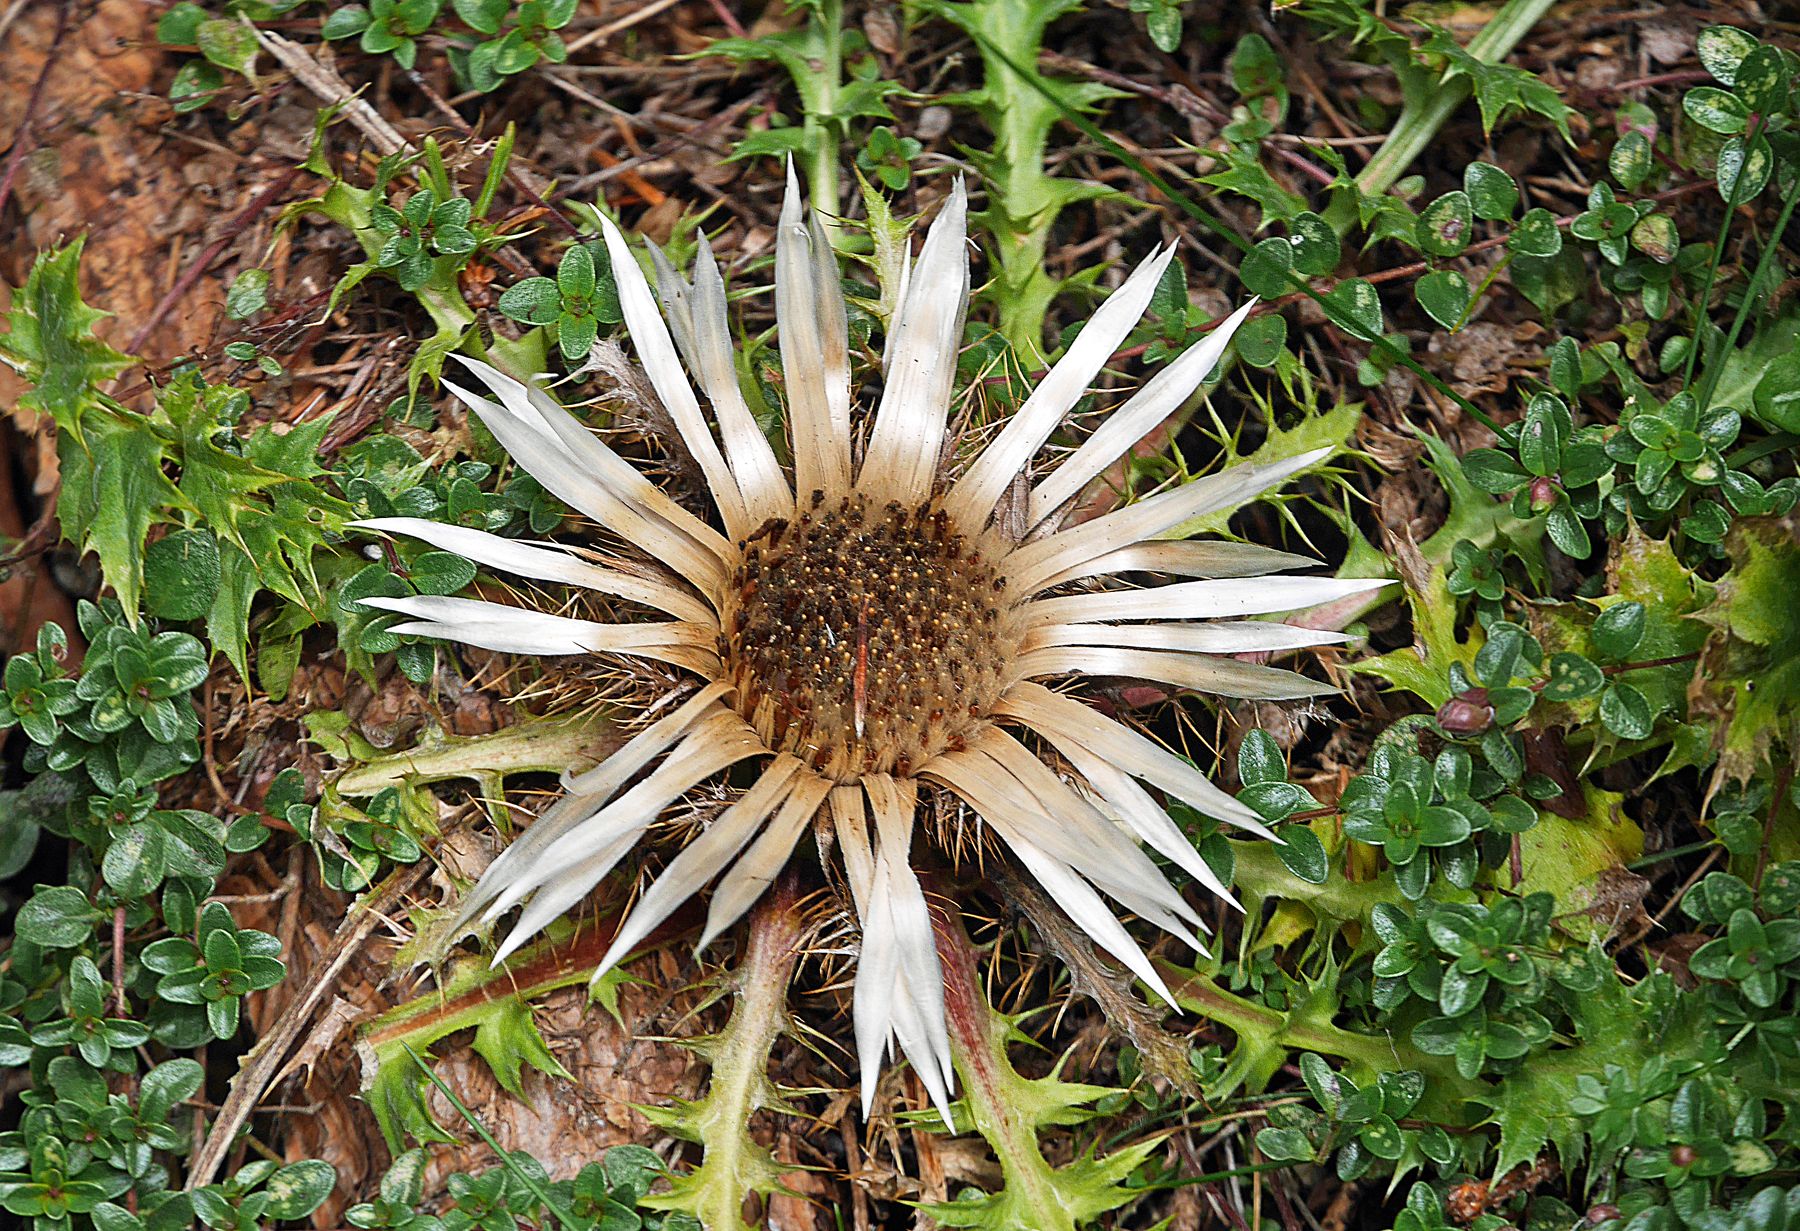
top-left (1167, 399), bottom-right (1360, 540)
top-left (639, 892), bottom-right (803, 1231)
top-left (0, 240), bottom-right (136, 431)
top-left (0, 245), bottom-right (171, 616)
top-left (1696, 519), bottom-right (1800, 780)
top-left (920, 910), bottom-right (1176, 1231)
top-left (57, 413), bottom-right (182, 621)
top-left (470, 997), bottom-right (572, 1096)
top-left (1421, 27), bottom-right (1573, 141)
top-left (153, 374), bottom-right (348, 674)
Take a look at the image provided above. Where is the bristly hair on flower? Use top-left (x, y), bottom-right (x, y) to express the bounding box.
top-left (355, 163), bottom-right (1389, 1120)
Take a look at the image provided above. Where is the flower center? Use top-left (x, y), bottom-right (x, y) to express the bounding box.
top-left (722, 493), bottom-right (1015, 782)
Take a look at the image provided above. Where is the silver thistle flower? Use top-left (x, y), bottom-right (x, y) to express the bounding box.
top-left (356, 168), bottom-right (1387, 1119)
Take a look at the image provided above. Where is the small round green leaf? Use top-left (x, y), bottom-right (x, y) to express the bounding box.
top-left (1518, 394), bottom-right (1571, 477)
top-left (321, 5), bottom-right (372, 38)
top-left (1545, 504), bottom-right (1592, 558)
top-left (497, 276), bottom-right (563, 326)
top-left (1512, 248), bottom-right (1585, 319)
top-left (156, 3), bottom-right (207, 44)
top-left (1144, 5), bottom-right (1182, 53)
top-left (1323, 278), bottom-right (1383, 341)
top-left (90, 1204), bottom-right (145, 1231)
top-left (1599, 681), bottom-right (1654, 739)
top-left (16, 885), bottom-right (103, 948)
top-left (1591, 601), bottom-right (1647, 660)
top-left (557, 243), bottom-right (597, 299)
top-left (139, 1058), bottom-right (205, 1121)
top-left (1716, 136), bottom-right (1771, 203)
top-left (1463, 162), bottom-right (1518, 220)
top-left (195, 17), bottom-right (258, 75)
top-left (1683, 86), bottom-right (1749, 135)
top-left (1233, 313), bottom-right (1286, 367)
top-left (1416, 191), bottom-right (1473, 257)
top-left (103, 823), bottom-right (167, 898)
top-left (1415, 270), bottom-right (1470, 331)
top-left (1360, 1115), bottom-right (1407, 1160)
top-left (1609, 131), bottom-right (1653, 191)
top-left (1696, 26), bottom-right (1758, 86)
top-left (1752, 351), bottom-right (1800, 432)
top-left (264, 1160), bottom-right (338, 1219)
top-left (1288, 212), bottom-right (1341, 278)
top-left (407, 550), bottom-right (478, 596)
top-left (1239, 238), bottom-right (1297, 298)
top-left (1276, 825), bottom-right (1330, 885)
top-left (1629, 212), bottom-right (1679, 264)
top-left (1548, 336), bottom-right (1582, 400)
top-left (1509, 208), bottom-right (1563, 258)
top-left (454, 0), bottom-right (509, 33)
top-left (1299, 1053), bottom-right (1343, 1113)
top-left (1542, 652), bottom-right (1605, 702)
top-left (169, 59), bottom-right (224, 113)
top-left (1255, 1127), bottom-right (1316, 1162)
top-left (145, 529), bottom-right (222, 622)
top-left (557, 311), bottom-right (600, 362)
top-left (1735, 44), bottom-right (1790, 113)
top-left (1461, 448), bottom-right (1527, 493)
top-left (1238, 728), bottom-right (1287, 786)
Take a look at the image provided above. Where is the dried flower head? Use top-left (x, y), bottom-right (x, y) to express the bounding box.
top-left (357, 169), bottom-right (1387, 1117)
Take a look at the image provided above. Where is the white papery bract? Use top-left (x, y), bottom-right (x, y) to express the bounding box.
top-left (359, 169), bottom-right (1387, 1120)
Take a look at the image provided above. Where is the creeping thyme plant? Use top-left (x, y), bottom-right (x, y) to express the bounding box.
top-left (3, 0), bottom-right (1800, 1228)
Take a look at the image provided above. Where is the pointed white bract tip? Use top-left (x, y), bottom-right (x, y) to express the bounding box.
top-left (1175, 300), bottom-right (1257, 372)
top-left (588, 955), bottom-right (621, 991)
top-left (1316, 576), bottom-right (1395, 599)
top-left (694, 922), bottom-right (725, 956)
top-left (781, 160), bottom-right (805, 225)
top-left (1144, 968), bottom-right (1179, 1012)
top-left (924, 1078), bottom-right (957, 1129)
top-left (945, 177), bottom-right (969, 221)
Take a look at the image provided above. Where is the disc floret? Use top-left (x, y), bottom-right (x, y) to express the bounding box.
top-left (723, 492), bottom-right (1017, 783)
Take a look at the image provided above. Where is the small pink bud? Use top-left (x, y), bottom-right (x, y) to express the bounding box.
top-left (1437, 688), bottom-right (1494, 736)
